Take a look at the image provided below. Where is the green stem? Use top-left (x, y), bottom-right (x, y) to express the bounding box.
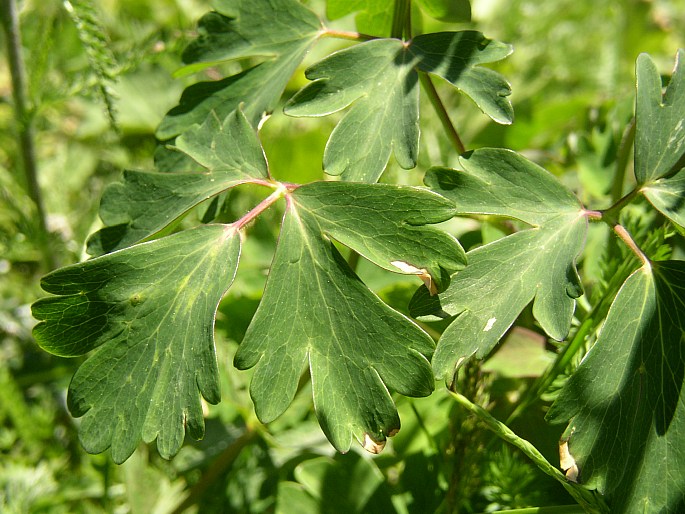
top-left (391, 0), bottom-right (410, 39)
top-left (610, 116), bottom-right (636, 205)
top-left (448, 391), bottom-right (609, 513)
top-left (321, 28), bottom-right (377, 42)
top-left (1, 0), bottom-right (54, 269)
top-left (419, 73), bottom-right (466, 154)
top-left (476, 507), bottom-right (586, 514)
top-left (600, 187), bottom-right (639, 225)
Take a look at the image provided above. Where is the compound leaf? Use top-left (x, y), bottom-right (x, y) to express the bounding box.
top-left (635, 49), bottom-right (685, 185)
top-left (234, 182), bottom-right (464, 452)
top-left (88, 110), bottom-right (267, 255)
top-left (157, 0), bottom-right (322, 137)
top-left (547, 261), bottom-right (685, 513)
top-left (284, 32), bottom-right (512, 182)
top-left (411, 149), bottom-right (586, 381)
top-left (32, 225), bottom-right (241, 464)
top-left (641, 168), bottom-right (685, 229)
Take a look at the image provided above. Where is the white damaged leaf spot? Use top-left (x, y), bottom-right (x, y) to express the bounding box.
top-left (362, 433), bottom-right (386, 454)
top-left (391, 261), bottom-right (437, 295)
top-left (483, 317), bottom-right (497, 332)
top-left (559, 440), bottom-right (579, 483)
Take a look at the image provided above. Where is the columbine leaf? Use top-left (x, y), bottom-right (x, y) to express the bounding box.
top-left (291, 181), bottom-right (466, 291)
top-left (284, 32), bottom-right (512, 182)
top-left (157, 0), bottom-right (322, 137)
top-left (88, 110), bottom-right (267, 255)
top-left (411, 149), bottom-right (586, 381)
top-left (641, 168), bottom-right (685, 229)
top-left (234, 182), bottom-right (464, 453)
top-left (635, 49), bottom-right (685, 184)
top-left (547, 261), bottom-right (685, 513)
top-left (32, 225), bottom-right (241, 464)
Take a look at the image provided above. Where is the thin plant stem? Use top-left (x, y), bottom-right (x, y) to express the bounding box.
top-left (610, 116), bottom-right (636, 204)
top-left (449, 391), bottom-right (609, 513)
top-left (419, 73), bottom-right (466, 154)
top-left (1, 0), bottom-right (54, 269)
top-left (233, 183), bottom-right (289, 231)
top-left (321, 28), bottom-right (377, 42)
top-left (612, 223), bottom-right (650, 268)
top-left (391, 0), bottom-right (410, 39)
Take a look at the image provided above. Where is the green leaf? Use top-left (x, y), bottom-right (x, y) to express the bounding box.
top-left (325, 0), bottom-right (393, 36)
top-left (234, 181), bottom-right (464, 452)
top-left (284, 32), bottom-right (512, 182)
top-left (641, 167), bottom-right (685, 230)
top-left (157, 0), bottom-right (321, 137)
top-left (547, 261), bottom-right (685, 513)
top-left (32, 225), bottom-right (241, 463)
top-left (635, 49), bottom-right (685, 184)
top-left (415, 0), bottom-right (471, 22)
top-left (88, 110), bottom-right (268, 255)
top-left (411, 149), bottom-right (586, 381)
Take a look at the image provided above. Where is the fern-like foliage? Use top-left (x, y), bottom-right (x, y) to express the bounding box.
top-left (63, 0), bottom-right (119, 127)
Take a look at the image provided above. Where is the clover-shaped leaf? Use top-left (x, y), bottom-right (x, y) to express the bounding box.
top-left (33, 225), bottom-right (241, 463)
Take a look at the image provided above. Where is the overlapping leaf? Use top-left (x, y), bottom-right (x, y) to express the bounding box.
top-left (636, 50), bottom-right (685, 229)
top-left (157, 0), bottom-right (322, 137)
top-left (234, 182), bottom-right (464, 452)
top-left (547, 261), bottom-right (685, 513)
top-left (88, 110), bottom-right (268, 255)
top-left (284, 32), bottom-right (512, 182)
top-left (635, 49), bottom-right (685, 185)
top-left (325, 0), bottom-right (393, 36)
top-left (32, 225), bottom-right (241, 463)
top-left (410, 149), bottom-right (586, 381)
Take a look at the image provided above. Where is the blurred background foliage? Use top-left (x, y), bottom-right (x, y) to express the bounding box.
top-left (1, 0), bottom-right (683, 512)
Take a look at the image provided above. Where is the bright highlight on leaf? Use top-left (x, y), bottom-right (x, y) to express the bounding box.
top-left (411, 149), bottom-right (587, 382)
top-left (32, 225), bottom-right (241, 464)
top-left (547, 261), bottom-right (685, 512)
top-left (285, 32), bottom-right (512, 182)
top-left (235, 182), bottom-right (464, 453)
top-left (87, 110), bottom-right (269, 256)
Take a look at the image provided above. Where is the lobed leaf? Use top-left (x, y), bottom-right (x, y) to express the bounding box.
top-left (235, 182), bottom-right (465, 453)
top-left (33, 225), bottom-right (241, 463)
top-left (157, 0), bottom-right (322, 137)
top-left (412, 149), bottom-right (586, 381)
top-left (641, 168), bottom-right (685, 230)
top-left (88, 110), bottom-right (268, 255)
top-left (547, 261), bottom-right (685, 513)
top-left (285, 32), bottom-right (512, 182)
top-left (635, 49), bottom-right (685, 185)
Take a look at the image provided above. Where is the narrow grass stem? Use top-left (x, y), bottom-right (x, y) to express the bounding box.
top-left (419, 73), bottom-right (466, 154)
top-left (1, 0), bottom-right (54, 269)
